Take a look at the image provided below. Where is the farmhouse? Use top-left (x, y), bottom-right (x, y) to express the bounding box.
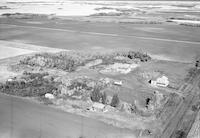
top-left (149, 76), bottom-right (169, 87)
top-left (196, 60), bottom-right (200, 69)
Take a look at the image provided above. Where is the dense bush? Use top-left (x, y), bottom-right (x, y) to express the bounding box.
top-left (0, 72), bottom-right (60, 97)
top-left (19, 51), bottom-right (151, 72)
top-left (2, 13), bottom-right (22, 17)
top-left (110, 94), bottom-right (120, 107)
top-left (130, 103), bottom-right (137, 113)
top-left (173, 130), bottom-right (186, 138)
top-left (165, 93), bottom-right (180, 107)
top-left (184, 68), bottom-right (198, 82)
top-left (185, 59), bottom-right (200, 82)
top-left (90, 86), bottom-right (101, 102)
top-left (68, 79), bottom-right (92, 92)
top-left (20, 53), bottom-right (78, 71)
top-left (191, 101), bottom-right (200, 112)
top-left (90, 86), bottom-right (107, 104)
top-left (116, 51), bottom-right (151, 62)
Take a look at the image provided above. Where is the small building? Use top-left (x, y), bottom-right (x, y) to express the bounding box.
top-left (7, 77), bottom-right (16, 82)
top-left (90, 102), bottom-right (106, 112)
top-left (7, 78), bottom-right (13, 82)
top-left (45, 93), bottom-right (55, 99)
top-left (114, 80), bottom-right (122, 86)
top-left (149, 76), bottom-right (169, 87)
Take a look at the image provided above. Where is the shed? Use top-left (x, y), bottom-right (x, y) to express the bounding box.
top-left (7, 78), bottom-right (13, 82)
top-left (45, 93), bottom-right (55, 99)
top-left (114, 80), bottom-right (122, 86)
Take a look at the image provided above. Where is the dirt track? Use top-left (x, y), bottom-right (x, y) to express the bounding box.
top-left (160, 74), bottom-right (200, 138)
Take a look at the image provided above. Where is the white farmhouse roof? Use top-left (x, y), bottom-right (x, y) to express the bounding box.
top-left (157, 76), bottom-right (168, 83)
top-left (150, 75), bottom-right (169, 87)
top-left (156, 75), bottom-right (169, 87)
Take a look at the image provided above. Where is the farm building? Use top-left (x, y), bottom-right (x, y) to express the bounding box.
top-left (45, 93), bottom-right (55, 99)
top-left (149, 76), bottom-right (169, 87)
top-left (114, 80), bottom-right (122, 86)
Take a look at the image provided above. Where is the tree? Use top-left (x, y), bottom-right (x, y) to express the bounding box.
top-left (130, 102), bottom-right (137, 113)
top-left (111, 94), bottom-right (120, 107)
top-left (173, 130), bottom-right (186, 138)
top-left (101, 92), bottom-right (107, 104)
top-left (90, 87), bottom-right (101, 102)
top-left (192, 101), bottom-right (200, 111)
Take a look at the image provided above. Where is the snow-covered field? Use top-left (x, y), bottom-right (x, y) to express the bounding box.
top-left (0, 0), bottom-right (200, 16)
top-left (0, 1), bottom-right (98, 16)
top-left (0, 40), bottom-right (66, 60)
top-left (172, 19), bottom-right (200, 24)
top-left (0, 45), bottom-right (33, 59)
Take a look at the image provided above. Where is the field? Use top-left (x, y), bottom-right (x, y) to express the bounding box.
top-left (0, 94), bottom-right (135, 138)
top-left (0, 17), bottom-right (200, 62)
top-left (1, 1), bottom-right (200, 63)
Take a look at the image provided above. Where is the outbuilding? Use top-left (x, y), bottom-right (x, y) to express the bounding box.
top-left (45, 93), bottom-right (55, 99)
top-left (114, 80), bottom-right (122, 86)
top-left (149, 75), bottom-right (169, 87)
